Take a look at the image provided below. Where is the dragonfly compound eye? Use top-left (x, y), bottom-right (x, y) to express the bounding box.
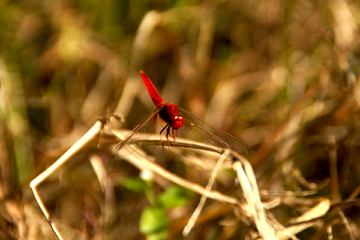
top-left (170, 115), bottom-right (184, 129)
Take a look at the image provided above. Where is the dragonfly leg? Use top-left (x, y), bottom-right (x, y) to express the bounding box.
top-left (160, 125), bottom-right (168, 151)
top-left (166, 126), bottom-right (174, 147)
top-left (169, 128), bottom-right (176, 141)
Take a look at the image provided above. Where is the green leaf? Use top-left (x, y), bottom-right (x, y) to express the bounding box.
top-left (140, 207), bottom-right (169, 234)
top-left (145, 230), bottom-right (168, 240)
top-left (156, 185), bottom-right (193, 209)
top-left (120, 177), bottom-right (150, 194)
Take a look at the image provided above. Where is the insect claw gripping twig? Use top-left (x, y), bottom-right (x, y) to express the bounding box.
top-left (170, 128), bottom-right (176, 141)
top-left (160, 124), bottom-right (176, 151)
top-left (166, 126), bottom-right (175, 147)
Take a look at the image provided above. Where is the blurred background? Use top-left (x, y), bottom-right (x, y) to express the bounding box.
top-left (1, 0), bottom-right (360, 239)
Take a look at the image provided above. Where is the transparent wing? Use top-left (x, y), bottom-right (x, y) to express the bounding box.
top-left (177, 107), bottom-right (249, 154)
top-left (116, 106), bottom-right (165, 153)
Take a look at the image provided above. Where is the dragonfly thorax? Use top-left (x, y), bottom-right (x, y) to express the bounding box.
top-left (159, 104), bottom-right (185, 130)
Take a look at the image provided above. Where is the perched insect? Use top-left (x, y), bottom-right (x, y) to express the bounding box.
top-left (116, 71), bottom-right (249, 154)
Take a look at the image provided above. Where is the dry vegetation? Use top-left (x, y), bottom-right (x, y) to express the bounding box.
top-left (1, 0), bottom-right (360, 239)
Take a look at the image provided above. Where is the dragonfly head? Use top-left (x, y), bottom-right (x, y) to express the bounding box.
top-left (170, 115), bottom-right (184, 130)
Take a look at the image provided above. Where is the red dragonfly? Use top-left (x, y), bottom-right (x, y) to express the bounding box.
top-left (116, 71), bottom-right (249, 154)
